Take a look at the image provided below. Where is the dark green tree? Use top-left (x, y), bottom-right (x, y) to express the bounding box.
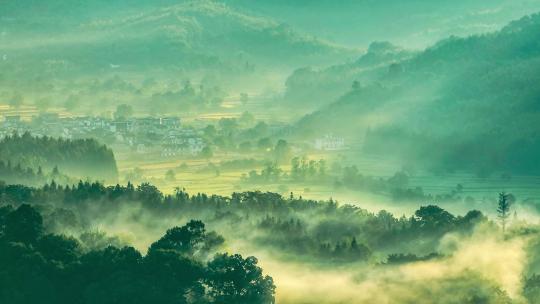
top-left (414, 205), bottom-right (455, 231)
top-left (4, 204), bottom-right (43, 243)
top-left (497, 192), bottom-right (512, 233)
top-left (205, 253), bottom-right (275, 304)
top-left (201, 146), bottom-right (214, 159)
top-left (114, 104), bottom-right (134, 120)
top-left (148, 220), bottom-right (223, 257)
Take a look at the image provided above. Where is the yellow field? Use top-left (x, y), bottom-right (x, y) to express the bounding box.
top-left (116, 150), bottom-right (343, 200)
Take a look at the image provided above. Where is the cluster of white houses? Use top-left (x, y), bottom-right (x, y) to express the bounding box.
top-left (0, 113), bottom-right (206, 157)
top-left (313, 134), bottom-right (346, 151)
top-left (1, 113), bottom-right (346, 157)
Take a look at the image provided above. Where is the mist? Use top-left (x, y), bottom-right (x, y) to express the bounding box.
top-left (3, 0), bottom-right (540, 303)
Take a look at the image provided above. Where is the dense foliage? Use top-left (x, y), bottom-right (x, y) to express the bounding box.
top-left (0, 204), bottom-right (275, 304)
top-left (0, 132), bottom-right (118, 181)
top-left (291, 12), bottom-right (540, 175)
top-left (0, 181), bottom-right (486, 262)
top-left (242, 159), bottom-right (466, 204)
top-left (0, 160), bottom-right (74, 186)
top-left (1, 181), bottom-right (540, 302)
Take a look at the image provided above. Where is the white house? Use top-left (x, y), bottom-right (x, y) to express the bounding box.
top-left (314, 134), bottom-right (346, 151)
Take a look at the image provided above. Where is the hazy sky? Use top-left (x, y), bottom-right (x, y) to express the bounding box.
top-left (227, 0), bottom-right (540, 49)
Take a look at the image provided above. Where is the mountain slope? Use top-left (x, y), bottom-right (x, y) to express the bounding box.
top-left (0, 0), bottom-right (357, 113)
top-left (225, 0), bottom-right (540, 48)
top-left (293, 13), bottom-right (540, 174)
top-left (2, 0), bottom-right (354, 72)
top-left (282, 41), bottom-right (417, 110)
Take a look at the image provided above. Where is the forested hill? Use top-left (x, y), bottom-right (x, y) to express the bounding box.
top-left (224, 0), bottom-right (540, 47)
top-left (0, 133), bottom-right (118, 182)
top-left (1, 0), bottom-right (353, 73)
top-left (0, 0), bottom-right (356, 114)
top-left (291, 12), bottom-right (540, 175)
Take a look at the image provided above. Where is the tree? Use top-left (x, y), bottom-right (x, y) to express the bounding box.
top-left (37, 234), bottom-right (80, 264)
top-left (125, 167), bottom-right (144, 182)
top-left (318, 159), bottom-right (327, 177)
top-left (458, 210), bottom-right (486, 231)
top-left (414, 205), bottom-right (455, 230)
top-left (205, 253), bottom-right (275, 304)
top-left (201, 146), bottom-right (213, 159)
top-left (204, 124), bottom-right (217, 138)
top-left (181, 80), bottom-right (196, 97)
top-left (249, 122), bottom-right (269, 138)
top-left (0, 203), bottom-right (273, 304)
top-left (114, 104), bottom-right (134, 120)
top-left (497, 192), bottom-right (512, 233)
top-left (240, 93), bottom-right (249, 106)
top-left (524, 274), bottom-right (540, 303)
top-left (165, 169), bottom-right (176, 182)
top-left (239, 111), bottom-right (255, 126)
top-left (219, 118), bottom-right (238, 134)
top-left (273, 139), bottom-right (291, 164)
top-left (136, 183), bottom-right (163, 206)
top-left (148, 220), bottom-right (207, 255)
top-left (257, 137), bottom-right (273, 151)
top-left (4, 204), bottom-right (43, 243)
top-left (290, 157), bottom-right (302, 181)
top-left (0, 133), bottom-right (118, 181)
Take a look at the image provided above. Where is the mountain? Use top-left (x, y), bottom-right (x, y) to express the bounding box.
top-left (282, 41), bottom-right (416, 110)
top-left (225, 0), bottom-right (540, 48)
top-left (1, 0), bottom-right (354, 73)
top-left (0, 0), bottom-right (357, 113)
top-left (293, 13), bottom-right (540, 175)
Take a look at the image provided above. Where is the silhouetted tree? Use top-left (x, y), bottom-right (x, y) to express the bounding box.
top-left (4, 204), bottom-right (43, 243)
top-left (414, 205), bottom-right (455, 231)
top-left (497, 192), bottom-right (512, 233)
top-left (205, 253), bottom-right (275, 304)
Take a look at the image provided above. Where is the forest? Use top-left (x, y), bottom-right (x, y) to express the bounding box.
top-left (3, 0), bottom-right (540, 303)
top-left (0, 203), bottom-right (274, 304)
top-left (0, 132), bottom-right (118, 182)
top-left (289, 12), bottom-right (540, 176)
top-left (1, 181), bottom-right (540, 302)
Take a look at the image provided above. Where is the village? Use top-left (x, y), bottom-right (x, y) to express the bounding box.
top-left (0, 112), bottom-right (348, 160)
top-left (0, 113), bottom-right (208, 158)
